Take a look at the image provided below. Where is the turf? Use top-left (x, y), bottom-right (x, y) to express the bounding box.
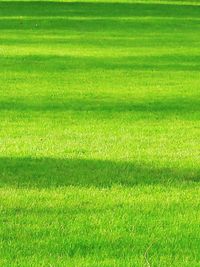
top-left (0, 1), bottom-right (200, 266)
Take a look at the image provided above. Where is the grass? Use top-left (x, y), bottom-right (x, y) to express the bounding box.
top-left (0, 0), bottom-right (200, 266)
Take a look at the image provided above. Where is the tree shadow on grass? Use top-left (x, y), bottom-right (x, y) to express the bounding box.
top-left (2, 54), bottom-right (200, 72)
top-left (0, 2), bottom-right (199, 32)
top-left (0, 96), bottom-right (199, 121)
top-left (0, 1), bottom-right (199, 18)
top-left (0, 157), bottom-right (199, 188)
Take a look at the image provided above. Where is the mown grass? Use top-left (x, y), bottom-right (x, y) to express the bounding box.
top-left (0, 1), bottom-right (200, 266)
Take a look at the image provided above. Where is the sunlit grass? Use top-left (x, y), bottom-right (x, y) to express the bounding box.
top-left (0, 1), bottom-right (200, 266)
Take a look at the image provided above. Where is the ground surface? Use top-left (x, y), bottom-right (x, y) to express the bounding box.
top-left (0, 0), bottom-right (200, 266)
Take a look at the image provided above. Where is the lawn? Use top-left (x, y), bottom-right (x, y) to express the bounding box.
top-left (0, 0), bottom-right (200, 266)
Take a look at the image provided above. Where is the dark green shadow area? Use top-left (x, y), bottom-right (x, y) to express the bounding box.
top-left (0, 17), bottom-right (198, 32)
top-left (0, 2), bottom-right (199, 32)
top-left (0, 157), bottom-right (199, 188)
top-left (0, 1), bottom-right (199, 18)
top-left (2, 54), bottom-right (200, 72)
top-left (0, 97), bottom-right (199, 120)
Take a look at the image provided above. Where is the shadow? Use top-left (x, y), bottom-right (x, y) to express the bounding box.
top-left (0, 157), bottom-right (199, 188)
top-left (0, 97), bottom-right (199, 120)
top-left (0, 16), bottom-right (198, 33)
top-left (0, 2), bottom-right (199, 18)
top-left (2, 54), bottom-right (200, 72)
top-left (0, 2), bottom-right (199, 32)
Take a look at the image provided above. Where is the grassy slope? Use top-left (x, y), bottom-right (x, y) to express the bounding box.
top-left (0, 1), bottom-right (200, 266)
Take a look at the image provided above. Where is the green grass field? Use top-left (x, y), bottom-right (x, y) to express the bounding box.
top-left (0, 0), bottom-right (200, 266)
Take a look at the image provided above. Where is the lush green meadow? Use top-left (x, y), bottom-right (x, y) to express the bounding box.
top-left (0, 0), bottom-right (200, 266)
